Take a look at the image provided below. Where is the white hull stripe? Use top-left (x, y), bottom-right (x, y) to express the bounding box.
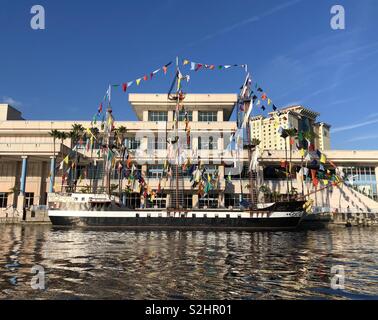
top-left (48, 210), bottom-right (303, 219)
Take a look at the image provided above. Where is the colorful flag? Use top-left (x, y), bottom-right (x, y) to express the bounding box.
top-left (195, 63), bottom-right (203, 71)
top-left (136, 78), bottom-right (141, 86)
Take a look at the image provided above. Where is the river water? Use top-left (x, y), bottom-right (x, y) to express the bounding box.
top-left (0, 224), bottom-right (377, 300)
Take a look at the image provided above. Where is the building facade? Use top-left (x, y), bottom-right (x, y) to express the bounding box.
top-left (0, 96), bottom-right (377, 219)
top-left (250, 106), bottom-right (331, 151)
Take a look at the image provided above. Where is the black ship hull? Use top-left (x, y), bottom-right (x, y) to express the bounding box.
top-left (49, 215), bottom-right (302, 231)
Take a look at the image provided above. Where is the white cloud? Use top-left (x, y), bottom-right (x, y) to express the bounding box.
top-left (185, 0), bottom-right (303, 48)
top-left (333, 117), bottom-right (378, 133)
top-left (347, 134), bottom-right (378, 142)
top-left (2, 96), bottom-right (22, 108)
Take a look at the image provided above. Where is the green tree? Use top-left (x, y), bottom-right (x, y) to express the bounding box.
top-left (69, 124), bottom-right (85, 192)
top-left (49, 129), bottom-right (60, 158)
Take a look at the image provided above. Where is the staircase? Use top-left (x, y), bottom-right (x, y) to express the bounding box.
top-left (169, 164), bottom-right (185, 209)
top-left (249, 170), bottom-right (259, 207)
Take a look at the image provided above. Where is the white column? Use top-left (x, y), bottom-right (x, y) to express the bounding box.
top-left (193, 110), bottom-right (198, 122)
top-left (142, 110), bottom-right (149, 122)
top-left (217, 110), bottom-right (223, 122)
top-left (192, 194), bottom-right (199, 209)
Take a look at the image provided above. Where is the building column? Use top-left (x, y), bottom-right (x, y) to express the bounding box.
top-left (20, 156), bottom-right (28, 196)
top-left (193, 110), bottom-right (198, 122)
top-left (218, 193), bottom-right (224, 208)
top-left (217, 110), bottom-right (223, 122)
top-left (49, 156), bottom-right (56, 193)
top-left (192, 194), bottom-right (199, 209)
top-left (142, 110), bottom-right (149, 122)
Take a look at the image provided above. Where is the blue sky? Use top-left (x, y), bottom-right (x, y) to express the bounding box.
top-left (0, 0), bottom-right (377, 149)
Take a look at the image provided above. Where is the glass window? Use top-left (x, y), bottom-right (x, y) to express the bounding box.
top-left (198, 111), bottom-right (217, 122)
top-left (148, 194), bottom-right (167, 209)
top-left (148, 136), bottom-right (166, 150)
top-left (199, 196), bottom-right (218, 209)
top-left (0, 193), bottom-right (8, 208)
top-left (225, 194), bottom-right (250, 208)
top-left (148, 111), bottom-right (168, 122)
top-left (125, 137), bottom-right (141, 150)
top-left (148, 164), bottom-right (165, 179)
top-left (178, 110), bottom-right (193, 122)
top-left (183, 194), bottom-right (193, 209)
top-left (123, 193), bottom-right (141, 209)
top-left (198, 136), bottom-right (217, 150)
top-left (25, 193), bottom-right (34, 208)
top-left (343, 166), bottom-right (377, 201)
top-left (225, 162), bottom-right (251, 179)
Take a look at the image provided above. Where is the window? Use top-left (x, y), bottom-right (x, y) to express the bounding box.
top-left (123, 193), bottom-right (141, 209)
top-left (76, 165), bottom-right (87, 179)
top-left (125, 137), bottom-right (141, 150)
top-left (148, 111), bottom-right (168, 122)
top-left (263, 166), bottom-right (295, 180)
top-left (25, 193), bottom-right (34, 208)
top-left (343, 166), bottom-right (377, 201)
top-left (198, 136), bottom-right (217, 150)
top-left (225, 194), bottom-right (250, 208)
top-left (178, 110), bottom-right (193, 122)
top-left (148, 194), bottom-right (167, 209)
top-left (225, 162), bottom-right (250, 179)
top-left (148, 136), bottom-right (166, 150)
top-left (199, 196), bottom-right (218, 209)
top-left (148, 164), bottom-right (165, 179)
top-left (0, 193), bottom-right (8, 208)
top-left (199, 111), bottom-right (217, 122)
top-left (183, 194), bottom-right (193, 209)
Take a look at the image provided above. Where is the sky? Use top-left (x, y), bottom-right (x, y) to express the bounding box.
top-left (0, 0), bottom-right (378, 150)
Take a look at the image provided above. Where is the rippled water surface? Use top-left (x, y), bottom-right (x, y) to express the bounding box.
top-left (0, 224), bottom-right (377, 300)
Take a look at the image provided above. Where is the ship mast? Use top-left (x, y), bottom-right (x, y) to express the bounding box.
top-left (104, 84), bottom-right (113, 197)
top-left (167, 56), bottom-right (184, 210)
top-left (238, 73), bottom-right (256, 209)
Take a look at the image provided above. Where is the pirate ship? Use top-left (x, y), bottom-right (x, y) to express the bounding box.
top-left (48, 58), bottom-right (307, 230)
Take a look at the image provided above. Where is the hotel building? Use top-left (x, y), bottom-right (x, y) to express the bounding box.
top-left (0, 94), bottom-right (377, 219)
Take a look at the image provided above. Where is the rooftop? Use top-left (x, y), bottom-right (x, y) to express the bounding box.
top-left (129, 93), bottom-right (237, 121)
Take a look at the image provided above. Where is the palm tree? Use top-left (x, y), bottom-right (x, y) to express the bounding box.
top-left (58, 131), bottom-right (68, 146)
top-left (286, 128), bottom-right (298, 196)
top-left (69, 124), bottom-right (85, 148)
top-left (114, 125), bottom-right (127, 148)
top-left (114, 126), bottom-right (127, 198)
top-left (49, 129), bottom-right (60, 158)
top-left (302, 130), bottom-right (318, 196)
top-left (88, 127), bottom-right (100, 193)
top-left (259, 185), bottom-right (272, 203)
top-left (69, 124), bottom-right (85, 191)
top-left (251, 138), bottom-right (261, 148)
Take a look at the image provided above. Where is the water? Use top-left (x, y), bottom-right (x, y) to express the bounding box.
top-left (0, 224), bottom-right (377, 300)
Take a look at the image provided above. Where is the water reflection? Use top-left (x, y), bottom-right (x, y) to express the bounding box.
top-left (0, 225), bottom-right (377, 300)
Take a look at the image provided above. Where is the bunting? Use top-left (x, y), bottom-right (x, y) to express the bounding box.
top-left (182, 59), bottom-right (248, 73)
